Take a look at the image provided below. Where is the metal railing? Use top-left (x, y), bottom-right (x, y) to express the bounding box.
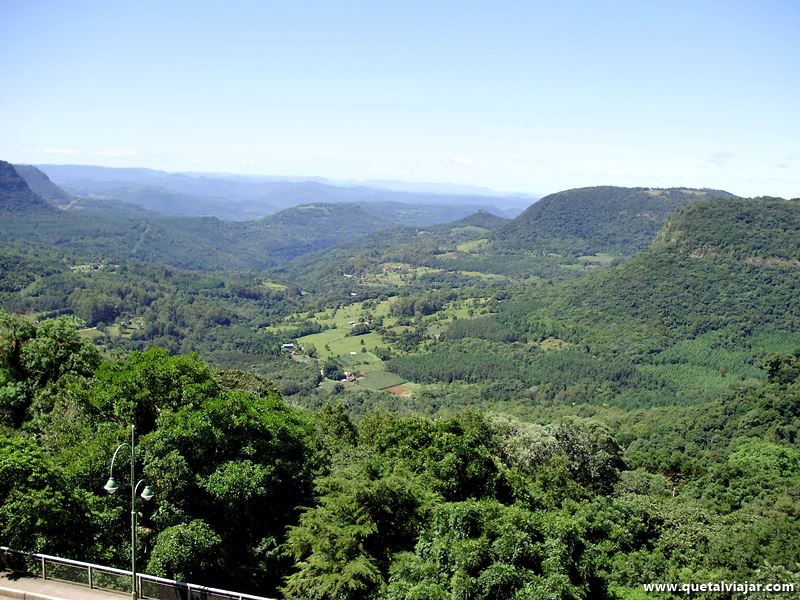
top-left (0, 547), bottom-right (275, 600)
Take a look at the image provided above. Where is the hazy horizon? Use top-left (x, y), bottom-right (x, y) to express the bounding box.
top-left (2, 0), bottom-right (798, 198)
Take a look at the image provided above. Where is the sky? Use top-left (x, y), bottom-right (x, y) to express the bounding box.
top-left (1, 0), bottom-right (798, 197)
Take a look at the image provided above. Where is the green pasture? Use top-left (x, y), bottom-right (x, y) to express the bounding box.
top-left (456, 238), bottom-right (489, 252)
top-left (78, 327), bottom-right (104, 340)
top-left (104, 317), bottom-right (144, 340)
top-left (577, 253), bottom-right (618, 265)
top-left (357, 370), bottom-right (406, 390)
top-left (298, 329), bottom-right (389, 361)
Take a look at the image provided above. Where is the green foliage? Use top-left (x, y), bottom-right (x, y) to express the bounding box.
top-left (761, 349), bottom-right (800, 385)
top-left (384, 500), bottom-right (606, 600)
top-left (143, 378), bottom-right (318, 590)
top-left (147, 519), bottom-right (223, 582)
top-left (88, 347), bottom-right (219, 433)
top-left (0, 434), bottom-right (94, 555)
top-left (323, 358), bottom-right (345, 381)
top-left (1, 187), bottom-right (800, 599)
top-left (0, 312), bottom-right (100, 426)
top-left (0, 161), bottom-right (54, 214)
top-left (284, 462), bottom-right (431, 600)
top-left (492, 186), bottom-right (737, 257)
top-left (690, 439), bottom-right (800, 514)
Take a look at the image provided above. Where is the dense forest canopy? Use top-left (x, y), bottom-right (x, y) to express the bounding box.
top-left (1, 316), bottom-right (799, 598)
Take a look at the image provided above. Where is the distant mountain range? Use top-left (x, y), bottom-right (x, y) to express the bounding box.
top-left (1, 162), bottom-right (521, 270)
top-left (31, 164), bottom-right (533, 221)
top-left (5, 159), bottom-right (792, 296)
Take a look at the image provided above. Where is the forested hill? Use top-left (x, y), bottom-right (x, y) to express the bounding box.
top-left (0, 160), bottom-right (54, 213)
top-left (492, 185), bottom-right (738, 256)
top-left (13, 164), bottom-right (74, 205)
top-left (380, 197), bottom-right (800, 414)
top-left (545, 197), bottom-right (800, 342)
top-left (652, 198), bottom-right (800, 261)
top-left (445, 209), bottom-right (508, 229)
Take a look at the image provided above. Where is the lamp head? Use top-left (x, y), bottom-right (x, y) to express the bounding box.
top-left (140, 485), bottom-right (155, 501)
top-left (104, 477), bottom-right (119, 494)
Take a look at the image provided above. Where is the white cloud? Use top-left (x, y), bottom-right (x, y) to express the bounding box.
top-left (97, 148), bottom-right (139, 157)
top-left (42, 147), bottom-right (82, 155)
top-left (444, 156), bottom-right (476, 166)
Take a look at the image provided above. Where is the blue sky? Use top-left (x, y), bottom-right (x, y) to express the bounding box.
top-left (1, 0), bottom-right (798, 197)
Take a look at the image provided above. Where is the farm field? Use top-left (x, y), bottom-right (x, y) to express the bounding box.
top-left (279, 296), bottom-right (495, 394)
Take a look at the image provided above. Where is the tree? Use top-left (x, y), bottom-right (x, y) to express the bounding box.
top-left (383, 499), bottom-right (606, 599)
top-left (322, 359), bottom-right (344, 381)
top-left (147, 519), bottom-right (223, 582)
top-left (88, 347), bottom-right (219, 433)
top-left (284, 462), bottom-right (432, 600)
top-left (0, 313), bottom-right (100, 427)
top-left (143, 386), bottom-right (318, 592)
top-left (0, 434), bottom-right (94, 556)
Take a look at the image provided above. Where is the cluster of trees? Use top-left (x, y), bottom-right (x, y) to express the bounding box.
top-left (387, 338), bottom-right (668, 408)
top-left (2, 313), bottom-right (800, 599)
top-left (389, 291), bottom-right (455, 318)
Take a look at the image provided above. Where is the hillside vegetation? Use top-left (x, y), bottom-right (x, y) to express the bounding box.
top-left (1, 316), bottom-right (798, 599)
top-left (492, 186), bottom-right (738, 256)
top-left (12, 164), bottom-right (74, 205)
top-left (1, 168), bottom-right (800, 598)
top-left (0, 161), bottom-right (54, 214)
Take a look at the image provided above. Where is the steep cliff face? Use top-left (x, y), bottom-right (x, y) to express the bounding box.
top-left (0, 160), bottom-right (54, 214)
top-left (13, 164), bottom-right (73, 204)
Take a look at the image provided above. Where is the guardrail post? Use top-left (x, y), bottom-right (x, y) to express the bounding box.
top-left (41, 556), bottom-right (46, 580)
top-left (88, 565), bottom-right (94, 589)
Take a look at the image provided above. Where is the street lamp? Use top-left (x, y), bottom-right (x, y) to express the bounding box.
top-left (105, 424), bottom-right (154, 600)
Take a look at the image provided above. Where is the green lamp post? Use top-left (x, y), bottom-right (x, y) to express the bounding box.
top-left (105, 424), bottom-right (154, 600)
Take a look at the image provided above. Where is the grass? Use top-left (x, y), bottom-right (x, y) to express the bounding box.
top-left (363, 271), bottom-right (406, 286)
top-left (456, 238), bottom-right (489, 252)
top-left (538, 337), bottom-right (573, 351)
top-left (383, 382), bottom-right (422, 396)
top-left (298, 330), bottom-right (389, 361)
top-left (262, 325), bottom-right (298, 335)
top-left (357, 370), bottom-right (406, 390)
top-left (105, 317), bottom-right (144, 339)
top-left (339, 351), bottom-right (383, 368)
top-left (362, 264), bottom-right (444, 287)
top-left (78, 327), bottom-right (104, 340)
top-left (281, 296), bottom-right (496, 400)
top-left (576, 252), bottom-right (618, 265)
